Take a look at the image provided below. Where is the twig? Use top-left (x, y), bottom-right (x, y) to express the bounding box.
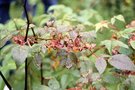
top-left (40, 63), bottom-right (43, 85)
top-left (31, 28), bottom-right (36, 37)
top-left (23, 0), bottom-right (29, 90)
top-left (24, 0), bottom-right (30, 42)
top-left (12, 19), bottom-right (19, 30)
top-left (87, 45), bottom-right (105, 57)
top-left (36, 37), bottom-right (52, 41)
top-left (0, 71), bottom-right (12, 90)
top-left (24, 58), bottom-right (28, 90)
top-left (108, 24), bottom-right (120, 31)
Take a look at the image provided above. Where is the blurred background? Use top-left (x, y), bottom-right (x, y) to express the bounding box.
top-left (8, 0), bottom-right (134, 23)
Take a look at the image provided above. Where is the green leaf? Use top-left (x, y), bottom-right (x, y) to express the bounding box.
top-left (11, 46), bottom-right (29, 64)
top-left (91, 73), bottom-right (100, 81)
top-left (95, 21), bottom-right (108, 32)
top-left (118, 28), bottom-right (135, 38)
top-left (5, 19), bottom-right (26, 31)
top-left (0, 59), bottom-right (16, 71)
top-left (130, 41), bottom-right (135, 49)
top-left (77, 77), bottom-right (88, 84)
top-left (80, 31), bottom-right (97, 42)
top-left (48, 5), bottom-right (73, 19)
top-left (48, 78), bottom-right (60, 90)
top-left (95, 57), bottom-right (107, 74)
top-left (71, 70), bottom-right (80, 77)
top-left (0, 24), bottom-right (4, 31)
top-left (112, 40), bottom-right (128, 48)
top-left (111, 15), bottom-right (125, 24)
top-left (80, 60), bottom-right (93, 77)
top-left (34, 53), bottom-right (42, 66)
top-left (103, 74), bottom-right (120, 84)
top-left (101, 40), bottom-right (128, 54)
top-left (60, 74), bottom-right (68, 89)
top-left (12, 19), bottom-right (26, 28)
top-left (0, 34), bottom-right (12, 48)
top-left (33, 85), bottom-right (52, 90)
top-left (119, 47), bottom-right (133, 55)
top-left (125, 76), bottom-right (135, 90)
top-left (0, 30), bottom-right (19, 48)
top-left (108, 54), bottom-right (135, 71)
top-left (101, 40), bottom-right (112, 54)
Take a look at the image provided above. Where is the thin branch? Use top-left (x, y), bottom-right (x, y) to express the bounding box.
top-left (23, 0), bottom-right (29, 90)
top-left (23, 0), bottom-right (36, 38)
top-left (0, 71), bottom-right (12, 90)
top-left (31, 28), bottom-right (36, 37)
top-left (12, 19), bottom-right (19, 30)
top-left (36, 37), bottom-right (52, 41)
top-left (108, 24), bottom-right (120, 31)
top-left (40, 63), bottom-right (43, 85)
top-left (87, 45), bottom-right (105, 57)
top-left (24, 0), bottom-right (30, 42)
top-left (25, 58), bottom-right (28, 90)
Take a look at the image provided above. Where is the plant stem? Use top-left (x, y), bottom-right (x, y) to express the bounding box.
top-left (36, 37), bottom-right (52, 41)
top-left (108, 24), bottom-right (120, 31)
top-left (0, 71), bottom-right (12, 90)
top-left (24, 59), bottom-right (28, 90)
top-left (40, 63), bottom-right (43, 85)
top-left (31, 28), bottom-right (36, 37)
top-left (13, 19), bottom-right (19, 30)
top-left (87, 45), bottom-right (105, 57)
top-left (23, 0), bottom-right (30, 90)
top-left (24, 0), bottom-right (30, 42)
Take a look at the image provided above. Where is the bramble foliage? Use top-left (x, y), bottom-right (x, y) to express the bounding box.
top-left (0, 5), bottom-right (135, 90)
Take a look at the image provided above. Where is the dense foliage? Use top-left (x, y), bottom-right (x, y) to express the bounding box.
top-left (0, 5), bottom-right (135, 90)
top-left (59, 0), bottom-right (135, 22)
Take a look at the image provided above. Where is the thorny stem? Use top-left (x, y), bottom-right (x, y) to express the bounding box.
top-left (87, 45), bottom-right (105, 57)
top-left (0, 71), bottom-right (12, 90)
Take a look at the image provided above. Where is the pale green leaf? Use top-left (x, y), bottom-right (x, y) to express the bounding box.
top-left (111, 15), bottom-right (125, 24)
top-left (130, 41), bottom-right (135, 49)
top-left (11, 46), bottom-right (29, 64)
top-left (91, 73), bottom-right (100, 81)
top-left (80, 60), bottom-right (93, 77)
top-left (60, 74), bottom-right (68, 89)
top-left (118, 28), bottom-right (135, 38)
top-left (101, 40), bottom-right (128, 54)
top-left (0, 35), bottom-right (12, 48)
top-left (33, 85), bottom-right (52, 90)
top-left (112, 40), bottom-right (128, 49)
top-left (95, 21), bottom-right (108, 32)
top-left (0, 59), bottom-right (16, 71)
top-left (101, 40), bottom-right (112, 54)
top-left (48, 78), bottom-right (60, 90)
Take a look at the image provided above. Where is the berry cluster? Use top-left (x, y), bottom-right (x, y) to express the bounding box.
top-left (45, 32), bottom-right (96, 52)
top-left (12, 35), bottom-right (36, 45)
